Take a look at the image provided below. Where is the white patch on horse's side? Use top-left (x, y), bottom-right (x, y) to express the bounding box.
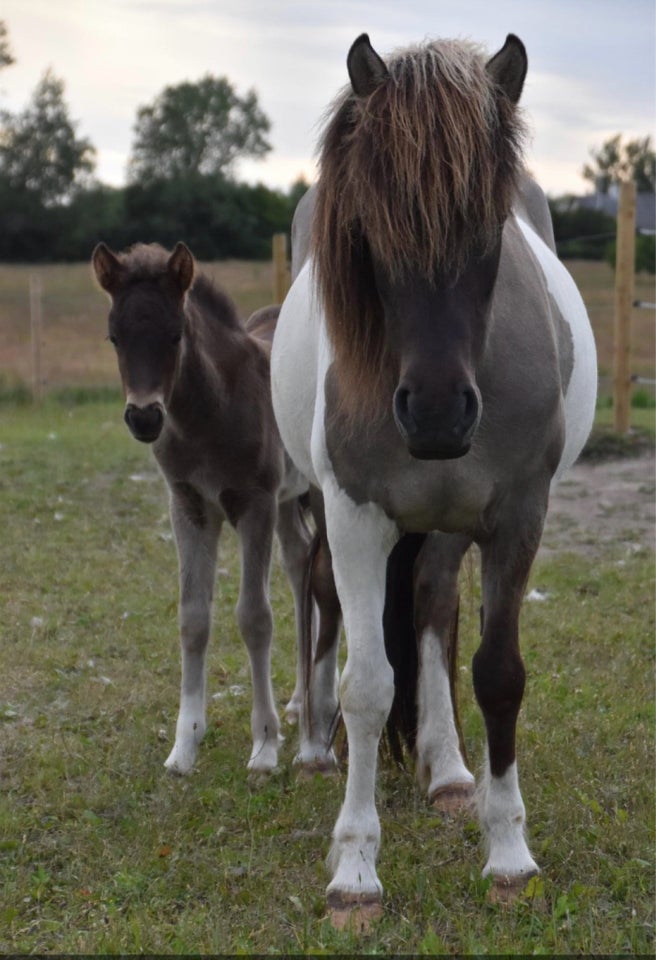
top-left (515, 216), bottom-right (597, 480)
top-left (271, 259), bottom-right (321, 489)
top-left (416, 627), bottom-right (474, 795)
top-left (477, 758), bottom-right (539, 880)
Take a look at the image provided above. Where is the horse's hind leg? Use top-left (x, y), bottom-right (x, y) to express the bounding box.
top-left (275, 498), bottom-right (311, 725)
top-left (473, 492), bottom-right (546, 897)
top-left (235, 492), bottom-right (280, 773)
top-left (165, 488), bottom-right (222, 775)
top-left (414, 533), bottom-right (475, 813)
top-left (296, 527), bottom-right (341, 771)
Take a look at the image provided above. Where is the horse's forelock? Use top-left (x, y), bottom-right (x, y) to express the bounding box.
top-left (313, 38), bottom-right (527, 419)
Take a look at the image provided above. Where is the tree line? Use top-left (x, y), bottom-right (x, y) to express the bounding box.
top-left (0, 22), bottom-right (306, 262)
top-left (0, 20), bottom-right (653, 266)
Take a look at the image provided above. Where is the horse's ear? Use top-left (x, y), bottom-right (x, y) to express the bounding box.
top-left (92, 242), bottom-right (123, 294)
top-left (167, 241), bottom-right (195, 294)
top-left (486, 34), bottom-right (527, 104)
top-left (347, 33), bottom-right (389, 97)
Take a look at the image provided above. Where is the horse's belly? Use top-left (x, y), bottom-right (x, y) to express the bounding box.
top-left (271, 262), bottom-right (319, 487)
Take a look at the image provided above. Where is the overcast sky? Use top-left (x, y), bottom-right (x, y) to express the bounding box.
top-left (2, 0), bottom-right (654, 197)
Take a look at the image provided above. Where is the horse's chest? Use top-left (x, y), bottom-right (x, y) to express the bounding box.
top-left (324, 418), bottom-right (490, 534)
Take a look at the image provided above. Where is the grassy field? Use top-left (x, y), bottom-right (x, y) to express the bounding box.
top-left (0, 258), bottom-right (654, 953)
top-left (0, 398), bottom-right (653, 954)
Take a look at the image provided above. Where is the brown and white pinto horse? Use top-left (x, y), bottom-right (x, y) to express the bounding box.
top-left (272, 33), bottom-right (597, 920)
top-left (92, 241), bottom-right (339, 775)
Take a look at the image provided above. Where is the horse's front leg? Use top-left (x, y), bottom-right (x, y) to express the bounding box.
top-left (322, 483), bottom-right (398, 917)
top-left (414, 532), bottom-right (475, 813)
top-left (165, 487), bottom-right (222, 775)
top-left (474, 492), bottom-right (547, 898)
top-left (235, 490), bottom-right (280, 773)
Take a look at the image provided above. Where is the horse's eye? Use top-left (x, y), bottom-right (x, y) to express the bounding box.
top-left (107, 334), bottom-right (117, 345)
top-left (172, 334), bottom-right (182, 345)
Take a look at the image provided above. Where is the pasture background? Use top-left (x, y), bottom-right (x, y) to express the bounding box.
top-left (0, 258), bottom-right (654, 954)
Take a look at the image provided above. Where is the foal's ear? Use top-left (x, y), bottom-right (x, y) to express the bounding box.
top-left (347, 33), bottom-right (389, 97)
top-left (92, 242), bottom-right (123, 294)
top-left (486, 34), bottom-right (528, 104)
top-left (167, 241), bottom-right (195, 295)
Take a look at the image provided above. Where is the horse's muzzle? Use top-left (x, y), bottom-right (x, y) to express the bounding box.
top-left (124, 401), bottom-right (165, 443)
top-left (393, 383), bottom-right (480, 460)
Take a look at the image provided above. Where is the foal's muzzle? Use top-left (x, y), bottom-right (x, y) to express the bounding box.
top-left (393, 382), bottom-right (480, 460)
top-left (124, 401), bottom-right (165, 443)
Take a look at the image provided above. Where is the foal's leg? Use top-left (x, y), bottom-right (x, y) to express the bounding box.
top-left (414, 533), bottom-right (475, 812)
top-left (165, 488), bottom-right (222, 775)
top-left (275, 497), bottom-right (311, 725)
top-left (296, 528), bottom-right (341, 771)
top-left (235, 491), bottom-right (280, 773)
top-left (322, 484), bottom-right (399, 912)
top-left (473, 493), bottom-right (546, 896)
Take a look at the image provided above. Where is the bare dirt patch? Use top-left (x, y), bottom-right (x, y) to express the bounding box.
top-left (541, 453), bottom-right (655, 557)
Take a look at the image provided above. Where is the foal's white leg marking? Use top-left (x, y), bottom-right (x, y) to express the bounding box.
top-left (416, 627), bottom-right (474, 798)
top-left (478, 757), bottom-right (538, 881)
top-left (165, 500), bottom-right (221, 775)
top-left (321, 481), bottom-right (399, 902)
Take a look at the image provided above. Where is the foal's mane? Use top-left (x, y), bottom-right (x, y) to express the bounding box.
top-left (116, 243), bottom-right (241, 330)
top-left (312, 38), bottom-right (527, 419)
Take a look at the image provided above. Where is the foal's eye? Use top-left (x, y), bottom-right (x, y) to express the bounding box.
top-left (107, 334), bottom-right (117, 345)
top-left (172, 334), bottom-right (182, 346)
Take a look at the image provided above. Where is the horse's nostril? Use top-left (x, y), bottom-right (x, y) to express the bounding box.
top-left (461, 387), bottom-right (478, 429)
top-left (393, 386), bottom-right (416, 435)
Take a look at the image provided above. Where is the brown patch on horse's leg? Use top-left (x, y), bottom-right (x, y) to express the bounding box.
top-left (430, 780), bottom-right (475, 815)
top-left (326, 893), bottom-right (384, 932)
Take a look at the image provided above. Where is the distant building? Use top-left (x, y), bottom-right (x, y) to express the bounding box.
top-left (573, 184), bottom-right (656, 233)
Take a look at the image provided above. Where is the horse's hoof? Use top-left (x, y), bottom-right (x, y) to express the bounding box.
top-left (326, 893), bottom-right (383, 932)
top-left (430, 781), bottom-right (475, 816)
top-left (164, 747), bottom-right (195, 776)
top-left (299, 762), bottom-right (338, 780)
top-left (488, 871), bottom-right (539, 905)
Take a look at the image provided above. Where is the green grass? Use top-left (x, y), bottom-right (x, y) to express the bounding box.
top-left (0, 399), bottom-right (653, 954)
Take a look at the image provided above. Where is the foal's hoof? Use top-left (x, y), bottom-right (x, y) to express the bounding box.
top-left (326, 893), bottom-right (383, 933)
top-left (430, 781), bottom-right (475, 816)
top-left (488, 871), bottom-right (539, 906)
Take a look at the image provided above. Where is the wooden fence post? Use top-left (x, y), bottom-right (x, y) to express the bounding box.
top-left (29, 273), bottom-right (43, 405)
top-left (613, 180), bottom-right (636, 434)
top-left (272, 233), bottom-right (289, 304)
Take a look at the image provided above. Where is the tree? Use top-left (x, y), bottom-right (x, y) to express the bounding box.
top-left (127, 75), bottom-right (271, 184)
top-left (0, 20), bottom-right (14, 71)
top-left (582, 134), bottom-right (656, 193)
top-left (0, 69), bottom-right (95, 205)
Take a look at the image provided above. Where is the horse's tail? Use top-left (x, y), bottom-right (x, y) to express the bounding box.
top-left (383, 533), bottom-right (427, 763)
top-left (383, 533), bottom-right (466, 767)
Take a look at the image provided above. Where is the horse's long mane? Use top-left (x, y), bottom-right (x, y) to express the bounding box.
top-left (312, 38), bottom-right (527, 418)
